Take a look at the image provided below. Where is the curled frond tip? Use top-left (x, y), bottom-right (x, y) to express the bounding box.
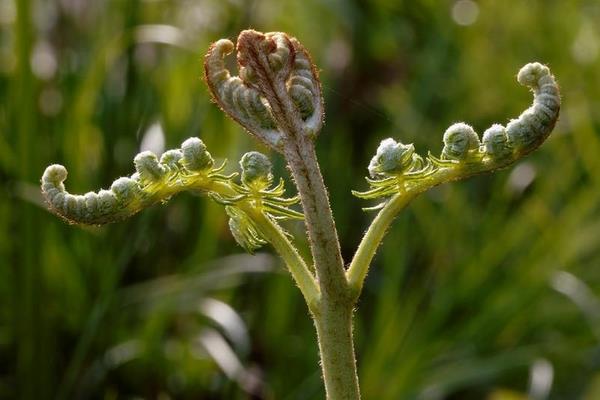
top-left (354, 62), bottom-right (560, 203)
top-left (41, 137), bottom-right (222, 225)
top-left (204, 30), bottom-right (324, 151)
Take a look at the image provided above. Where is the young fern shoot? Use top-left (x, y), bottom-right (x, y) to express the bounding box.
top-left (348, 62), bottom-right (560, 295)
top-left (41, 139), bottom-right (319, 306)
top-left (41, 29), bottom-right (560, 400)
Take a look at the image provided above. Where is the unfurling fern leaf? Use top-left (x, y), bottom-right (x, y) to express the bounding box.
top-left (353, 62), bottom-right (560, 205)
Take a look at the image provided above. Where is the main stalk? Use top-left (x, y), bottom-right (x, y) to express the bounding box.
top-left (283, 138), bottom-right (361, 400)
top-left (205, 29), bottom-right (363, 399)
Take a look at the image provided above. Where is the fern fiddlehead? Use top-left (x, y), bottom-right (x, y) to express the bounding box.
top-left (353, 63), bottom-right (560, 203)
top-left (204, 31), bottom-right (323, 151)
top-left (41, 140), bottom-right (302, 246)
top-left (42, 137), bottom-right (227, 225)
top-left (42, 134), bottom-right (319, 304)
top-left (211, 151), bottom-right (303, 253)
top-left (41, 27), bottom-right (561, 400)
top-left (348, 62), bottom-right (561, 292)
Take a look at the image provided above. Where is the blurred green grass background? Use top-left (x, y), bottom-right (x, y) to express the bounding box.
top-left (2, 0), bottom-right (600, 399)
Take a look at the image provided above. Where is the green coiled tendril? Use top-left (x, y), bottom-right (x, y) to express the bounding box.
top-left (41, 139), bottom-right (301, 252)
top-left (353, 62), bottom-right (560, 206)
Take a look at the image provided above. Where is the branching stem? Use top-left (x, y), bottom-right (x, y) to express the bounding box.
top-left (283, 141), bottom-right (348, 295)
top-left (348, 164), bottom-right (497, 295)
top-left (247, 208), bottom-right (320, 308)
top-left (208, 180), bottom-right (320, 307)
top-left (283, 140), bottom-right (361, 400)
top-left (347, 193), bottom-right (416, 296)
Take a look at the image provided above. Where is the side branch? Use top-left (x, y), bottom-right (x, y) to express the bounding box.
top-left (348, 62), bottom-right (560, 296)
top-left (347, 193), bottom-right (415, 296)
top-left (42, 143), bottom-right (320, 307)
top-left (248, 209), bottom-right (320, 308)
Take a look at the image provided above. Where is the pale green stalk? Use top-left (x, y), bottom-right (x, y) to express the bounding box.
top-left (347, 193), bottom-right (415, 296)
top-left (247, 208), bottom-right (320, 308)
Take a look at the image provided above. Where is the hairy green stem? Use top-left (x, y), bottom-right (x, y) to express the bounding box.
top-left (280, 134), bottom-right (361, 400)
top-left (285, 141), bottom-right (361, 399)
top-left (314, 301), bottom-right (361, 400)
top-left (282, 136), bottom-right (360, 400)
top-left (248, 209), bottom-right (320, 308)
top-left (283, 141), bottom-right (348, 294)
top-left (347, 193), bottom-right (416, 296)
top-left (263, 75), bottom-right (361, 398)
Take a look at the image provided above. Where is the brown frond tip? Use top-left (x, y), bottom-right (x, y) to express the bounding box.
top-left (204, 30), bottom-right (324, 152)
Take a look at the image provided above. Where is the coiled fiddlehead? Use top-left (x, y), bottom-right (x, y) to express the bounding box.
top-left (208, 151), bottom-right (303, 252)
top-left (353, 62), bottom-right (560, 204)
top-left (41, 137), bottom-right (231, 225)
top-left (41, 139), bottom-right (302, 255)
top-left (204, 30), bottom-right (323, 151)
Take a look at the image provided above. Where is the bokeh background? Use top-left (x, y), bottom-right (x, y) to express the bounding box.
top-left (2, 0), bottom-right (600, 399)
